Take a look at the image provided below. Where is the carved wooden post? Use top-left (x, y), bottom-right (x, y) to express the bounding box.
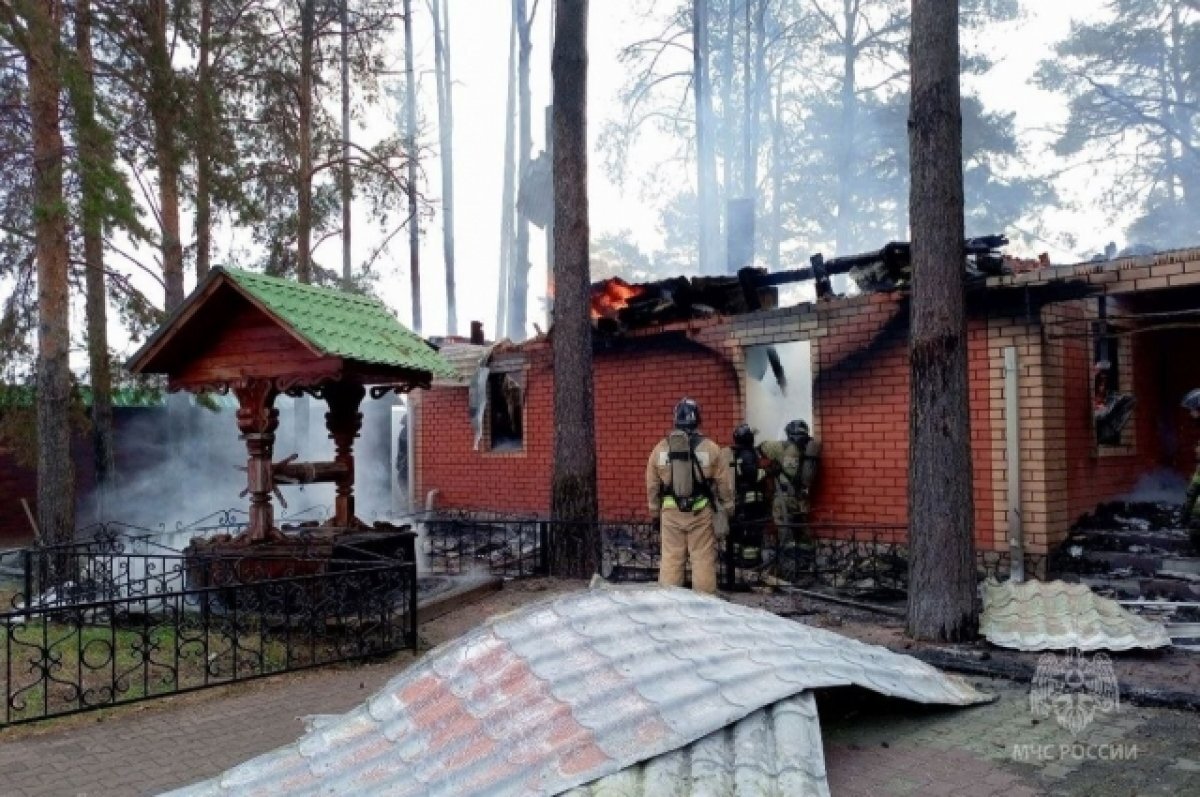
top-left (324, 381), bottom-right (366, 527)
top-left (234, 379), bottom-right (280, 542)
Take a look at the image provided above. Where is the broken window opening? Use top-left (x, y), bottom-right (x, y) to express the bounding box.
top-left (1092, 319), bottom-right (1135, 450)
top-left (1092, 319), bottom-right (1121, 395)
top-left (487, 371), bottom-right (525, 452)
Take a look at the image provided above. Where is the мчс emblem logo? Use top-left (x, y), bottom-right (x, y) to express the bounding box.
top-left (1030, 648), bottom-right (1120, 734)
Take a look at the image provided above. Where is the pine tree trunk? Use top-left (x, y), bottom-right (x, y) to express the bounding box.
top-left (72, 0), bottom-right (116, 515)
top-left (833, 0), bottom-right (857, 255)
top-left (741, 0), bottom-right (752, 192)
top-left (149, 0), bottom-right (183, 309)
top-left (1168, 2), bottom-right (1200, 214)
top-left (694, 0), bottom-right (718, 275)
top-left (745, 0), bottom-right (765, 197)
top-left (906, 0), bottom-right (977, 642)
top-left (340, 0), bottom-right (352, 289)
top-left (297, 0), bottom-right (315, 284)
top-left (739, 0), bottom-right (765, 265)
top-left (497, 5), bottom-right (518, 337)
top-left (720, 0), bottom-right (733, 226)
top-left (403, 0), bottom-right (421, 332)
top-left (508, 0), bottom-right (533, 340)
top-left (293, 0), bottom-right (318, 454)
top-left (770, 72), bottom-right (782, 271)
top-left (26, 0), bottom-right (76, 548)
top-left (432, 0), bottom-right (457, 334)
top-left (549, 0), bottom-right (598, 577)
top-left (195, 0), bottom-right (213, 280)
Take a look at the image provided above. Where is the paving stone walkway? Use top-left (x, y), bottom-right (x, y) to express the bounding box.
top-left (1, 581), bottom-right (1196, 796)
top-left (820, 676), bottom-right (1198, 797)
top-left (0, 659), bottom-right (410, 797)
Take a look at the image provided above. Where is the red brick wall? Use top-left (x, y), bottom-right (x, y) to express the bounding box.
top-left (413, 344), bottom-right (554, 516)
top-left (1058, 309), bottom-right (1145, 523)
top-left (413, 338), bottom-right (740, 519)
top-left (415, 299), bottom-right (1001, 550)
top-left (808, 295), bottom-right (997, 548)
top-left (809, 298), bottom-right (910, 531)
top-left (593, 342), bottom-right (740, 517)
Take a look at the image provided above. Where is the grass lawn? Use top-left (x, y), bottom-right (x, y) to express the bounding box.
top-left (1, 605), bottom-right (314, 725)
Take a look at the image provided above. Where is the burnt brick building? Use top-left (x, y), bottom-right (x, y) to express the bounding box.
top-left (412, 248), bottom-right (1200, 576)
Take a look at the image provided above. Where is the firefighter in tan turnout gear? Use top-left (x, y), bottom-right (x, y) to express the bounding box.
top-left (729, 424), bottom-right (770, 567)
top-left (646, 398), bottom-right (735, 594)
top-left (758, 419), bottom-right (821, 542)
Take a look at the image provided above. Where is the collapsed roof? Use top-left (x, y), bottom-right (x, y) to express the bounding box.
top-left (589, 236), bottom-right (1011, 334)
top-left (169, 585), bottom-right (990, 797)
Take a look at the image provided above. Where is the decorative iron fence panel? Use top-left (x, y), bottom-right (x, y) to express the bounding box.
top-left (419, 513), bottom-right (662, 582)
top-left (421, 515), bottom-right (548, 578)
top-left (599, 517), bottom-right (911, 596)
top-left (416, 512), bottom-right (906, 595)
top-left (1, 553), bottom-right (416, 728)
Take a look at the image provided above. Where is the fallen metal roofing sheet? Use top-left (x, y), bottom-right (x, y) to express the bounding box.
top-left (561, 691), bottom-right (829, 797)
top-left (981, 579), bottom-right (1172, 652)
top-left (166, 586), bottom-right (989, 797)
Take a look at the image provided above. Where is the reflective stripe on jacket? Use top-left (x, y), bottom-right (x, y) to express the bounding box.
top-left (662, 495), bottom-right (710, 512)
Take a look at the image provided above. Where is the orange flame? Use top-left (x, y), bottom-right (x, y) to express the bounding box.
top-left (590, 278), bottom-right (647, 320)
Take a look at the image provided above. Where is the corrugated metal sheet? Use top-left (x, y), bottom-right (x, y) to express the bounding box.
top-left (561, 692), bottom-right (829, 797)
top-left (981, 579), bottom-right (1172, 651)
top-left (166, 586), bottom-right (990, 797)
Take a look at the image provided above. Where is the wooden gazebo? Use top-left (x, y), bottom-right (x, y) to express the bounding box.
top-left (127, 268), bottom-right (455, 545)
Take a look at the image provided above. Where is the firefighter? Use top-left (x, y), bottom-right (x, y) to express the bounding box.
top-left (729, 424), bottom-right (769, 567)
top-left (1180, 388), bottom-right (1200, 547)
top-left (646, 398), bottom-right (734, 594)
top-left (759, 419), bottom-right (821, 542)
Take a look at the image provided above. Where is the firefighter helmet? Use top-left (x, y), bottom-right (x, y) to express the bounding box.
top-left (673, 398), bottom-right (701, 431)
top-left (733, 423), bottom-right (755, 448)
top-left (1183, 388), bottom-right (1200, 414)
top-left (785, 419), bottom-right (811, 446)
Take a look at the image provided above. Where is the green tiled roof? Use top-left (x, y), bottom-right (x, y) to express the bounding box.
top-left (223, 269), bottom-right (456, 379)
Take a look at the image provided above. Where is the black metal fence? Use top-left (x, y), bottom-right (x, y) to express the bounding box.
top-left (0, 510), bottom-right (916, 727)
top-left (415, 512), bottom-right (908, 596)
top-left (421, 513), bottom-right (547, 578)
top-left (599, 517), bottom-right (910, 596)
top-left (721, 519), bottom-right (909, 596)
top-left (1, 548), bottom-right (417, 728)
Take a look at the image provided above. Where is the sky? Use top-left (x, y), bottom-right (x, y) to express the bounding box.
top-left (366, 0), bottom-right (1099, 343)
top-left (97, 0), bottom-right (1125, 361)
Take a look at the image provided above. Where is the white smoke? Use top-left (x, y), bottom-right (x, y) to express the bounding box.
top-left (1117, 469), bottom-right (1188, 506)
top-left (77, 396), bottom-right (400, 548)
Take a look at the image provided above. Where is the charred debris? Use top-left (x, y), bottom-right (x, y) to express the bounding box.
top-left (589, 235), bottom-right (1011, 335)
top-left (1056, 501), bottom-right (1200, 648)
